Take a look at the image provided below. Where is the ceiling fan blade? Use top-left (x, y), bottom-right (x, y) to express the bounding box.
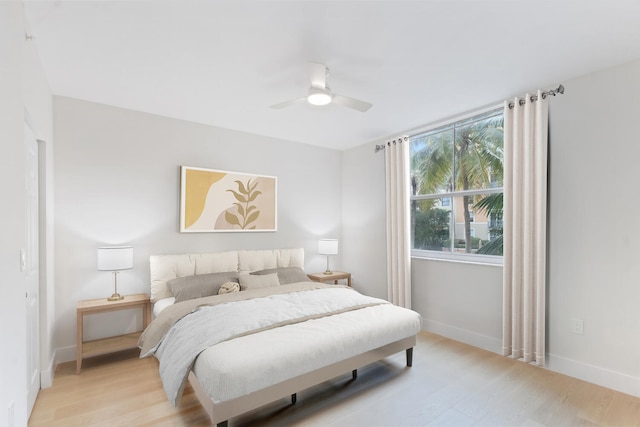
top-left (269, 97), bottom-right (306, 109)
top-left (308, 62), bottom-right (327, 89)
top-left (332, 94), bottom-right (373, 112)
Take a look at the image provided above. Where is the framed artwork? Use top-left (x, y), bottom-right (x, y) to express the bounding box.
top-left (180, 166), bottom-right (277, 232)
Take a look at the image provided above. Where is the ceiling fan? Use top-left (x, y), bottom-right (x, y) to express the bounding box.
top-left (270, 62), bottom-right (372, 112)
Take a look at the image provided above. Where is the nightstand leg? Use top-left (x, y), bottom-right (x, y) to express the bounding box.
top-left (76, 311), bottom-right (83, 374)
top-left (143, 301), bottom-right (151, 328)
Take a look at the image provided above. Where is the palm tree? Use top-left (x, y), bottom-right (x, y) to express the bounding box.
top-left (473, 192), bottom-right (503, 255)
top-left (412, 114), bottom-right (503, 253)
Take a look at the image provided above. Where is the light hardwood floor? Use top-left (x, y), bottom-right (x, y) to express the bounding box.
top-left (29, 331), bottom-right (640, 426)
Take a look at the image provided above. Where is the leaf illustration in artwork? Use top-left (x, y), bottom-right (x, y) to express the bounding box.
top-left (227, 189), bottom-right (247, 203)
top-left (235, 180), bottom-right (249, 195)
top-left (234, 202), bottom-right (245, 217)
top-left (224, 178), bottom-right (262, 229)
top-left (248, 190), bottom-right (262, 202)
top-left (225, 210), bottom-right (241, 226)
top-left (245, 210), bottom-right (260, 226)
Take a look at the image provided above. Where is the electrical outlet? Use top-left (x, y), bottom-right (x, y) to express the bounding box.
top-left (571, 318), bottom-right (584, 335)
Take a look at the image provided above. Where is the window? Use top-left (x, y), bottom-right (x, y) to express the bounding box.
top-left (410, 108), bottom-right (504, 262)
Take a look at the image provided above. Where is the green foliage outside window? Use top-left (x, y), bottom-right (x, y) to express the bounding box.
top-left (412, 206), bottom-right (450, 251)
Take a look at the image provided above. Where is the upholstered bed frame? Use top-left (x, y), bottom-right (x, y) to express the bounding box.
top-left (148, 248), bottom-right (416, 427)
top-left (191, 337), bottom-right (415, 427)
top-left (149, 248), bottom-right (307, 303)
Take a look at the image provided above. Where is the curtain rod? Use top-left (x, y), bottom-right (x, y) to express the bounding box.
top-left (508, 84), bottom-right (564, 109)
top-left (375, 136), bottom-right (409, 153)
top-left (374, 84), bottom-right (565, 153)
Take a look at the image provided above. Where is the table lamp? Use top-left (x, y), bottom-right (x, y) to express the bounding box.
top-left (97, 246), bottom-right (133, 301)
top-left (318, 239), bottom-right (338, 275)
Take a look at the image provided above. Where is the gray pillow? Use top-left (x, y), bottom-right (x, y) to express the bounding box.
top-left (250, 266), bottom-right (308, 285)
top-left (239, 273), bottom-right (280, 290)
top-left (168, 271), bottom-right (239, 302)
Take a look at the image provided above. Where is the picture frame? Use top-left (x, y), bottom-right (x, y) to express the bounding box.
top-left (180, 166), bottom-right (277, 232)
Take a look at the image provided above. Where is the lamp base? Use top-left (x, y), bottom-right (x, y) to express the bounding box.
top-left (323, 270), bottom-right (333, 275)
top-left (107, 293), bottom-right (124, 301)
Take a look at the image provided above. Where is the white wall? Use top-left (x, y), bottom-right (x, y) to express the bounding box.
top-left (341, 142), bottom-right (387, 299)
top-left (53, 97), bottom-right (343, 360)
top-left (0, 2), bottom-right (54, 425)
top-left (343, 57), bottom-right (640, 398)
top-left (546, 58), bottom-right (640, 396)
top-left (412, 259), bottom-right (502, 352)
top-left (0, 4), bottom-right (28, 425)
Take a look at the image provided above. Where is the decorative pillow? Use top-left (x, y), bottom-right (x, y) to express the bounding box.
top-left (168, 271), bottom-right (239, 303)
top-left (250, 266), bottom-right (308, 285)
top-left (239, 272), bottom-right (280, 290)
top-left (218, 281), bottom-right (240, 294)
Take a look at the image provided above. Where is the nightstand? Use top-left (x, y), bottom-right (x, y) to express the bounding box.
top-left (76, 293), bottom-right (151, 373)
top-left (307, 271), bottom-right (352, 287)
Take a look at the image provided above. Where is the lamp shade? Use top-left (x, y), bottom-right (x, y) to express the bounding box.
top-left (97, 246), bottom-right (133, 271)
top-left (318, 239), bottom-right (339, 255)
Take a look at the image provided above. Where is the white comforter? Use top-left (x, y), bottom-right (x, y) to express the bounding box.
top-left (146, 286), bottom-right (393, 405)
top-left (194, 302), bottom-right (422, 403)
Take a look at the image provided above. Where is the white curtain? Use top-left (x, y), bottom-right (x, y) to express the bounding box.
top-left (384, 136), bottom-right (411, 308)
top-left (502, 91), bottom-right (549, 365)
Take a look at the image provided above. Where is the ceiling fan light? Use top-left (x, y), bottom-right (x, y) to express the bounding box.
top-left (307, 90), bottom-right (332, 106)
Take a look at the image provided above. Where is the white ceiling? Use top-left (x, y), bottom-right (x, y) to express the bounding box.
top-left (22, 0), bottom-right (640, 151)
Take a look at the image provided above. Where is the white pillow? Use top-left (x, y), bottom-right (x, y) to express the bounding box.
top-left (239, 273), bottom-right (279, 290)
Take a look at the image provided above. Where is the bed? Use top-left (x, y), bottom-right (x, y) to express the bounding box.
top-left (139, 248), bottom-right (422, 426)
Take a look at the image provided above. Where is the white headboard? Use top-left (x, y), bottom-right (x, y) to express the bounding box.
top-left (149, 248), bottom-right (304, 302)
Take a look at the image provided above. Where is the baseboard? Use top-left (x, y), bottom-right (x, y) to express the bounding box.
top-left (546, 353), bottom-right (640, 399)
top-left (40, 351), bottom-right (56, 389)
top-left (422, 319), bottom-right (502, 354)
top-left (54, 344), bottom-right (76, 366)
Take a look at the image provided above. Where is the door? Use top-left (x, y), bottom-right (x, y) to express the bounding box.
top-left (24, 123), bottom-right (40, 416)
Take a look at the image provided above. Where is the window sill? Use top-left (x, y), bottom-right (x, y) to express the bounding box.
top-left (411, 249), bottom-right (503, 267)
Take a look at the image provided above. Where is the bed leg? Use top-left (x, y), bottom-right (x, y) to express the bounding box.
top-left (217, 422), bottom-right (228, 427)
top-left (352, 369), bottom-right (357, 380)
top-left (406, 347), bottom-right (413, 367)
top-left (291, 393), bottom-right (297, 404)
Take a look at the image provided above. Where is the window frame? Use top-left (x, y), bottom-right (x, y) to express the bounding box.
top-left (409, 104), bottom-right (504, 266)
